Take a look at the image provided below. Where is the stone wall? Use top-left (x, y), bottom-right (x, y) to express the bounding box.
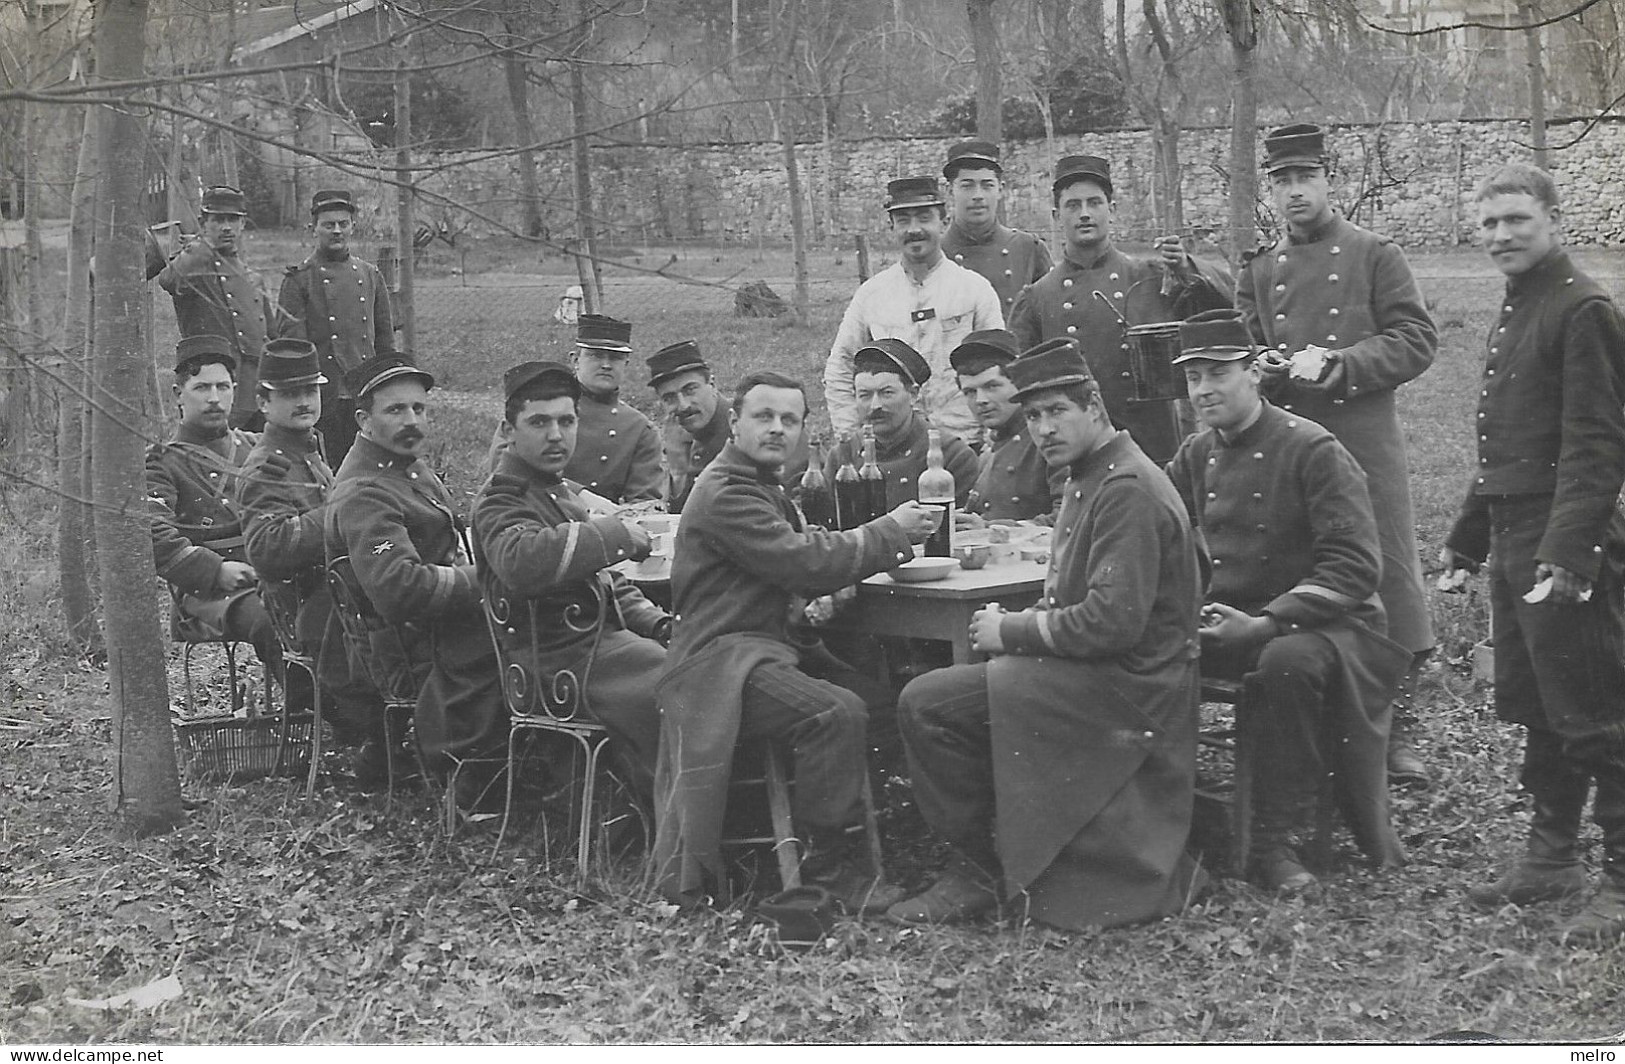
top-left (414, 117), bottom-right (1625, 249)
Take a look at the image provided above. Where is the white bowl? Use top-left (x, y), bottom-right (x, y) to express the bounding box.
top-left (888, 557), bottom-right (958, 583)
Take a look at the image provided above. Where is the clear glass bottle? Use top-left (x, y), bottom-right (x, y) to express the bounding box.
top-left (917, 427), bottom-right (955, 557)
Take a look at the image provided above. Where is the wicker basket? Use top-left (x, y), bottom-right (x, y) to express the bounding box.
top-left (174, 709), bottom-right (315, 782)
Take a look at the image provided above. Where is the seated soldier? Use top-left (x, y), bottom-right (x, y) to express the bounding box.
top-left (891, 338), bottom-right (1205, 929)
top-left (236, 337), bottom-right (385, 776)
top-left (1165, 309), bottom-right (1409, 893)
top-left (648, 340), bottom-right (729, 515)
top-left (146, 334), bottom-right (280, 678)
top-left (324, 352), bottom-right (503, 803)
top-left (950, 329), bottom-right (1066, 525)
top-left (823, 339), bottom-right (980, 512)
top-left (652, 371), bottom-right (941, 913)
top-left (472, 360), bottom-right (671, 793)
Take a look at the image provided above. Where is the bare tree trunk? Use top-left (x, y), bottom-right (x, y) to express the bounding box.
top-left (394, 56), bottom-right (416, 353)
top-left (92, 0), bottom-right (182, 837)
top-left (1143, 0), bottom-right (1186, 234)
top-left (772, 0), bottom-right (810, 324)
top-left (501, 45), bottom-right (544, 238)
top-left (968, 0), bottom-right (1002, 145)
top-left (1221, 0), bottom-right (1261, 264)
top-left (1521, 1), bottom-right (1548, 169)
top-left (60, 111), bottom-right (101, 655)
top-left (570, 0), bottom-right (604, 310)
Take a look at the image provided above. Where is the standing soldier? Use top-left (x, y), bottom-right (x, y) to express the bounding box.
top-left (1008, 155), bottom-right (1232, 464)
top-left (648, 340), bottom-right (729, 514)
top-left (146, 185), bottom-right (278, 430)
top-left (939, 139), bottom-right (1052, 315)
top-left (1444, 162), bottom-right (1625, 943)
top-left (563, 314), bottom-right (663, 505)
top-left (1235, 124), bottom-right (1438, 786)
top-left (278, 189), bottom-right (396, 466)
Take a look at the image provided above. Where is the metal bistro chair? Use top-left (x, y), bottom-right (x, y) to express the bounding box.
top-left (170, 585), bottom-right (275, 720)
top-left (259, 579), bottom-right (325, 798)
top-left (326, 556), bottom-right (430, 806)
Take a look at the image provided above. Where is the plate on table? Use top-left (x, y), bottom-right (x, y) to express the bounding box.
top-left (888, 557), bottom-right (958, 583)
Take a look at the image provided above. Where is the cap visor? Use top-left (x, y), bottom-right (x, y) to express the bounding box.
top-left (263, 373), bottom-right (329, 388)
top-left (1011, 372), bottom-right (1095, 402)
top-left (364, 366), bottom-right (435, 393)
top-left (577, 340), bottom-right (633, 352)
top-left (1171, 347), bottom-right (1252, 365)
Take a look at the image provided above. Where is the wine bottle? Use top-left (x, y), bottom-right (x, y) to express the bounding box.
top-left (833, 439), bottom-right (864, 530)
top-left (858, 425), bottom-right (886, 524)
top-left (917, 427), bottom-right (955, 557)
top-left (799, 434), bottom-right (834, 530)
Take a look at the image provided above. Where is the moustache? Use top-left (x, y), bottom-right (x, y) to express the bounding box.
top-left (393, 428), bottom-right (425, 445)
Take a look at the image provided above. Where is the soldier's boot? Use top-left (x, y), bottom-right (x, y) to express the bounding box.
top-left (802, 825), bottom-right (907, 916)
top-left (1386, 653), bottom-right (1433, 788)
top-left (1563, 764), bottom-right (1625, 944)
top-left (1248, 787), bottom-right (1318, 895)
top-left (1469, 732), bottom-right (1589, 909)
top-left (886, 841), bottom-right (1002, 925)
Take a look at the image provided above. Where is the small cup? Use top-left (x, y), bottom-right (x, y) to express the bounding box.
top-left (954, 544), bottom-right (990, 570)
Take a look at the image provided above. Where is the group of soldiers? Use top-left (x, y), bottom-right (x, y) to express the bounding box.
top-left (142, 125), bottom-right (1625, 942)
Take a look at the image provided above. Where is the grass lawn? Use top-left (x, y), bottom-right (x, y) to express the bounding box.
top-left (2, 241), bottom-right (1624, 1044)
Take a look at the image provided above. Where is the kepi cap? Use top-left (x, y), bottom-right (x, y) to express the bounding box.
top-left (310, 189), bottom-right (357, 215)
top-left (1264, 123), bottom-right (1327, 174)
top-left (174, 334), bottom-right (236, 375)
top-left (884, 176), bottom-right (945, 212)
top-left (949, 329), bottom-right (1021, 374)
top-left (258, 337), bottom-right (327, 388)
top-left (200, 185), bottom-right (247, 217)
top-left (646, 340), bottom-right (710, 389)
top-left (853, 338), bottom-right (931, 389)
top-left (345, 352), bottom-right (434, 399)
top-left (503, 360), bottom-right (580, 403)
top-left (576, 313), bottom-right (633, 352)
top-left (1172, 309), bottom-right (1256, 365)
top-left (1008, 337), bottom-right (1097, 401)
top-left (944, 139), bottom-right (1002, 179)
top-left (1052, 155), bottom-right (1112, 199)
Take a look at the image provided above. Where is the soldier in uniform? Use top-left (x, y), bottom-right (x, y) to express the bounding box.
top-left (562, 314), bottom-right (662, 504)
top-left (236, 337), bottom-right (384, 769)
top-left (145, 186), bottom-right (278, 430)
top-left (890, 338), bottom-right (1204, 929)
top-left (939, 139), bottom-right (1052, 314)
top-left (1167, 309), bottom-right (1408, 894)
top-left (824, 339), bottom-right (981, 512)
top-left (648, 340), bottom-right (729, 514)
top-left (1444, 163), bottom-right (1625, 943)
top-left (473, 360), bottom-right (672, 793)
top-left (324, 353), bottom-right (502, 799)
top-left (1008, 155), bottom-right (1232, 464)
top-left (825, 177), bottom-right (1004, 442)
top-left (277, 189), bottom-right (396, 467)
top-left (1235, 124), bottom-right (1438, 786)
top-left (146, 334), bottom-right (279, 676)
top-left (950, 329), bottom-right (1066, 524)
top-left (653, 371), bottom-right (941, 911)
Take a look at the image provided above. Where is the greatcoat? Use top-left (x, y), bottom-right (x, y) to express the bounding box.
top-left (1008, 245), bottom-right (1232, 463)
top-left (1236, 214), bottom-right (1436, 654)
top-left (967, 414), bottom-right (1066, 523)
top-left (941, 221), bottom-right (1053, 313)
top-left (277, 251), bottom-right (396, 393)
top-left (147, 238), bottom-right (277, 421)
top-left (563, 389), bottom-right (663, 504)
top-left (659, 399), bottom-right (731, 514)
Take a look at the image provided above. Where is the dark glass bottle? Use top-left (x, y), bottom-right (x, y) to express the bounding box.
top-left (858, 425), bottom-right (886, 523)
top-left (833, 438), bottom-right (864, 530)
top-left (799, 435), bottom-right (834, 530)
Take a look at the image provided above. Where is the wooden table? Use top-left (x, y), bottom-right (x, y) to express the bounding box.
top-left (835, 559), bottom-right (1048, 664)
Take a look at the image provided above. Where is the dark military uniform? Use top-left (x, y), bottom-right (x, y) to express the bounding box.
top-left (277, 252), bottom-right (395, 464)
top-left (1445, 248), bottom-right (1625, 905)
top-left (147, 241), bottom-right (277, 425)
top-left (237, 421), bottom-right (381, 737)
top-left (1008, 246), bottom-right (1232, 463)
top-left (967, 415), bottom-right (1065, 523)
top-left (473, 448), bottom-right (670, 783)
top-left (145, 422), bottom-right (279, 667)
top-left (1237, 214), bottom-right (1436, 654)
top-left (659, 399), bottom-right (731, 514)
top-left (562, 390), bottom-right (663, 504)
top-left (1167, 401), bottom-right (1408, 868)
top-left (942, 222), bottom-right (1053, 313)
top-left (325, 433), bottom-right (500, 767)
top-left (824, 413), bottom-right (981, 512)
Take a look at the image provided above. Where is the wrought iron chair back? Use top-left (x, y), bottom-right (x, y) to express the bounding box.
top-left (260, 577), bottom-right (326, 797)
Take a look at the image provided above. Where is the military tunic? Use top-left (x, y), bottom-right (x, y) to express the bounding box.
top-left (967, 415), bottom-right (1066, 523)
top-left (941, 221), bottom-right (1053, 313)
top-left (1236, 214), bottom-right (1436, 653)
top-left (659, 399), bottom-right (731, 514)
top-left (824, 413), bottom-right (981, 512)
top-left (325, 434), bottom-right (500, 766)
top-left (473, 449), bottom-right (669, 777)
top-left (562, 389), bottom-right (663, 504)
top-left (237, 422), bottom-right (380, 735)
top-left (898, 431), bottom-right (1204, 929)
top-left (1008, 245), bottom-right (1233, 463)
top-left (1167, 401), bottom-right (1408, 864)
top-left (149, 240), bottom-right (277, 421)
